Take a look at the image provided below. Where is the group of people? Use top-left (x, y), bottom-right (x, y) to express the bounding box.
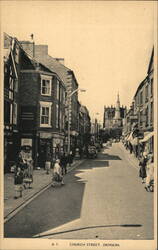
top-left (14, 148), bottom-right (33, 199)
top-left (139, 152), bottom-right (154, 192)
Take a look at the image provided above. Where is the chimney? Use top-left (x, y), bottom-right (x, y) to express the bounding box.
top-left (34, 45), bottom-right (48, 58)
top-left (20, 41), bottom-right (34, 57)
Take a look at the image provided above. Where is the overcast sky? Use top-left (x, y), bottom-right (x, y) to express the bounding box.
top-left (1, 1), bottom-right (155, 123)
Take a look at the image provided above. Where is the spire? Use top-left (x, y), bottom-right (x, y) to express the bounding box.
top-left (117, 92), bottom-right (120, 107)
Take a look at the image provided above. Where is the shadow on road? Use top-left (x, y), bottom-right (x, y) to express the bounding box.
top-left (4, 152), bottom-right (120, 238)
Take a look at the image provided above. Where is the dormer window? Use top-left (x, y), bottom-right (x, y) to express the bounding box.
top-left (41, 75), bottom-right (52, 96)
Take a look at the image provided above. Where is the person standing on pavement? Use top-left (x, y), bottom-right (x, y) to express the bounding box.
top-left (139, 153), bottom-right (147, 184)
top-left (14, 166), bottom-right (24, 199)
top-left (67, 151), bottom-right (73, 167)
top-left (60, 153), bottom-right (68, 175)
top-left (145, 154), bottom-right (154, 192)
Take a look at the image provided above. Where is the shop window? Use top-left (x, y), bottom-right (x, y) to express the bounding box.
top-left (40, 102), bottom-right (52, 127)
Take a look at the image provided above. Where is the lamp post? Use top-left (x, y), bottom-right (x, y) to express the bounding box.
top-left (67, 88), bottom-right (86, 154)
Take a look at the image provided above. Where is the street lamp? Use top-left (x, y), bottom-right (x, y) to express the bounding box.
top-left (67, 88), bottom-right (86, 154)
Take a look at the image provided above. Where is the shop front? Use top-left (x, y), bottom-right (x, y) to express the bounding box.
top-left (52, 133), bottom-right (65, 162)
top-left (4, 130), bottom-right (20, 173)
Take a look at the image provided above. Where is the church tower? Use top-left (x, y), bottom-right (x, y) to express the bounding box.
top-left (113, 92), bottom-right (121, 126)
top-left (114, 92), bottom-right (121, 119)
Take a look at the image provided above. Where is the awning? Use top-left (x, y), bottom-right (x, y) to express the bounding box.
top-left (139, 131), bottom-right (154, 143)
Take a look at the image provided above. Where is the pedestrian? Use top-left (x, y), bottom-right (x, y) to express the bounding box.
top-left (67, 151), bottom-right (73, 167)
top-left (139, 153), bottom-right (147, 184)
top-left (52, 159), bottom-right (64, 186)
top-left (14, 166), bottom-right (24, 199)
top-left (60, 153), bottom-right (68, 175)
top-left (145, 154), bottom-right (154, 192)
top-left (45, 151), bottom-right (51, 175)
top-left (22, 149), bottom-right (34, 189)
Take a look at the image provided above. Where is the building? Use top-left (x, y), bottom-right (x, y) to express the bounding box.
top-left (78, 105), bottom-right (91, 147)
top-left (4, 33), bottom-right (21, 172)
top-left (103, 94), bottom-right (126, 138)
top-left (123, 48), bottom-right (154, 155)
top-left (4, 34), bottom-right (67, 172)
top-left (19, 48), bottom-right (66, 167)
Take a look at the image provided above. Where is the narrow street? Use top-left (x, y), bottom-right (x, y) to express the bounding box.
top-left (4, 142), bottom-right (154, 240)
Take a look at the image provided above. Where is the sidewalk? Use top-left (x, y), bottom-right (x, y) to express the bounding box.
top-left (4, 159), bottom-right (85, 222)
top-left (119, 142), bottom-right (139, 168)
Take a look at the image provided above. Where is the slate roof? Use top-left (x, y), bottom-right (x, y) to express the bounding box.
top-left (34, 53), bottom-right (78, 88)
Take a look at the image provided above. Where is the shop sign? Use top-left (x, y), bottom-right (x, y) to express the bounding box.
top-left (40, 132), bottom-right (52, 139)
top-left (21, 138), bottom-right (32, 146)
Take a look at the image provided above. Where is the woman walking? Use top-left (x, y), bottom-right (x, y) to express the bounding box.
top-left (145, 154), bottom-right (154, 192)
top-left (139, 153), bottom-right (147, 184)
top-left (52, 159), bottom-right (64, 186)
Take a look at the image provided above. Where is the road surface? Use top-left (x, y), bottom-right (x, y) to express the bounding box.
top-left (4, 142), bottom-right (154, 239)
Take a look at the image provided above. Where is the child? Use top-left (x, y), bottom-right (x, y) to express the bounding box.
top-left (14, 167), bottom-right (24, 199)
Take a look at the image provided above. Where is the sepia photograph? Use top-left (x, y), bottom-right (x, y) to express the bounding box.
top-left (0, 1), bottom-right (157, 250)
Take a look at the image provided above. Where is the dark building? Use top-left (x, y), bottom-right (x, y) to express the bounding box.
top-left (19, 48), bottom-right (66, 166)
top-left (20, 42), bottom-right (79, 153)
top-left (4, 33), bottom-right (21, 172)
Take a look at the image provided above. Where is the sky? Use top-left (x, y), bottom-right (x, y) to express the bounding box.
top-left (1, 1), bottom-right (155, 124)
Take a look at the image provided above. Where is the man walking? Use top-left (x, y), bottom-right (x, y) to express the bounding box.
top-left (60, 153), bottom-right (68, 175)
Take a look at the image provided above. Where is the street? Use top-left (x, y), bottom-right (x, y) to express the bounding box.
top-left (4, 142), bottom-right (154, 240)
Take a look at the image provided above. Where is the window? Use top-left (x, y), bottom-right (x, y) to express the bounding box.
top-left (10, 103), bottom-right (13, 124)
top-left (41, 75), bottom-right (52, 96)
top-left (150, 102), bottom-right (153, 124)
top-left (4, 101), bottom-right (10, 124)
top-left (151, 78), bottom-right (153, 96)
top-left (140, 91), bottom-right (143, 105)
top-left (40, 102), bottom-right (52, 127)
top-left (60, 87), bottom-right (63, 102)
top-left (145, 85), bottom-right (148, 102)
top-left (56, 80), bottom-right (59, 100)
top-left (13, 102), bottom-right (17, 125)
top-left (60, 110), bottom-right (62, 129)
top-left (15, 46), bottom-right (19, 64)
top-left (56, 104), bottom-right (59, 128)
top-left (145, 106), bottom-right (148, 127)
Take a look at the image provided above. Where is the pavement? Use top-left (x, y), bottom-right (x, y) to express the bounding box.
top-left (4, 158), bottom-right (85, 222)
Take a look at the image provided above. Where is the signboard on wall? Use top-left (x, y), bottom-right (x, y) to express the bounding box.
top-left (40, 132), bottom-right (52, 139)
top-left (21, 138), bottom-right (32, 146)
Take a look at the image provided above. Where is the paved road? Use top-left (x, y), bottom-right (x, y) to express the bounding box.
top-left (4, 143), bottom-right (154, 239)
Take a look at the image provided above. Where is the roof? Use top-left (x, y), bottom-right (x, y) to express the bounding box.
top-left (34, 46), bottom-right (79, 88)
top-left (134, 77), bottom-right (147, 98)
top-left (147, 47), bottom-right (154, 75)
top-left (35, 53), bottom-right (73, 86)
